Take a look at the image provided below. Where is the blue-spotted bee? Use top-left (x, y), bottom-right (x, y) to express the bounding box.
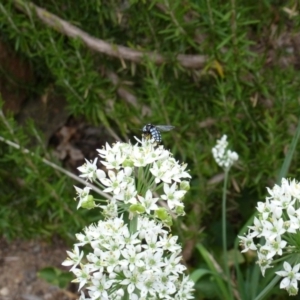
top-left (142, 124), bottom-right (175, 144)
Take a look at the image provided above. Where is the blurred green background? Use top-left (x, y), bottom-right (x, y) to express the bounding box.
top-left (1, 0), bottom-right (300, 299)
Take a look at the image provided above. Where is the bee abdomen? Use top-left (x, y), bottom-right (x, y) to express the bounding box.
top-left (149, 127), bottom-right (162, 143)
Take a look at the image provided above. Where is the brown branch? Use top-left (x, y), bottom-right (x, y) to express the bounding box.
top-left (107, 70), bottom-right (152, 115)
top-left (13, 0), bottom-right (208, 69)
top-left (106, 71), bottom-right (138, 106)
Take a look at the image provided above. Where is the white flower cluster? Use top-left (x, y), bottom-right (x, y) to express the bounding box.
top-left (239, 178), bottom-right (300, 296)
top-left (212, 135), bottom-right (238, 170)
top-left (64, 137), bottom-right (194, 299)
top-left (63, 216), bottom-right (194, 300)
top-left (75, 139), bottom-right (191, 220)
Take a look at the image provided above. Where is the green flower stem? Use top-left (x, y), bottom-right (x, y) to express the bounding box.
top-left (254, 276), bottom-right (280, 300)
top-left (222, 169), bottom-right (234, 300)
top-left (129, 214), bottom-right (138, 234)
top-left (277, 117), bottom-right (300, 182)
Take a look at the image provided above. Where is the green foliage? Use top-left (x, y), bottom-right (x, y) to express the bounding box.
top-left (0, 108), bottom-right (94, 239)
top-left (38, 266), bottom-right (74, 289)
top-left (1, 0), bottom-right (300, 299)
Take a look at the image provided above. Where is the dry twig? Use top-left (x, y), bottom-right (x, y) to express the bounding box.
top-left (13, 0), bottom-right (208, 69)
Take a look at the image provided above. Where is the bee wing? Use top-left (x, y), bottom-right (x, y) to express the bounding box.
top-left (155, 125), bottom-right (175, 132)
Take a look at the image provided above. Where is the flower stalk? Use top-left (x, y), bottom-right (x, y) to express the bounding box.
top-left (222, 169), bottom-right (234, 300)
top-left (212, 134), bottom-right (238, 300)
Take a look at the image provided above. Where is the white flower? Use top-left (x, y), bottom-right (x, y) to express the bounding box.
top-left (161, 182), bottom-right (185, 210)
top-left (268, 238), bottom-right (287, 257)
top-left (238, 233), bottom-right (257, 253)
top-left (287, 205), bottom-right (300, 219)
top-left (120, 245), bottom-right (144, 272)
top-left (165, 250), bottom-right (187, 275)
top-left (143, 232), bottom-right (160, 251)
top-left (120, 269), bottom-right (142, 295)
top-left (136, 270), bottom-right (157, 298)
top-left (212, 135), bottom-right (238, 170)
top-left (100, 150), bottom-right (126, 170)
top-left (256, 201), bottom-right (270, 215)
top-left (88, 272), bottom-right (115, 299)
top-left (77, 158), bottom-right (98, 182)
top-left (100, 170), bottom-right (127, 195)
top-left (259, 238), bottom-right (287, 260)
top-left (106, 250), bottom-right (121, 273)
top-left (115, 184), bottom-right (137, 204)
top-left (137, 217), bottom-right (167, 239)
top-left (175, 275), bottom-right (195, 300)
top-left (157, 272), bottom-right (177, 296)
top-left (261, 218), bottom-right (286, 241)
top-left (130, 144), bottom-right (156, 167)
top-left (74, 186), bottom-right (92, 209)
top-left (62, 245), bottom-right (83, 271)
top-left (267, 178), bottom-right (295, 209)
top-left (157, 235), bottom-right (182, 253)
top-left (168, 160), bottom-right (191, 183)
top-left (247, 217), bottom-right (264, 238)
top-left (289, 179), bottom-right (300, 200)
top-left (150, 161), bottom-right (173, 184)
top-left (256, 252), bottom-right (273, 276)
top-left (276, 262), bottom-right (300, 295)
top-left (100, 199), bottom-right (118, 219)
top-left (63, 216), bottom-right (192, 299)
top-left (137, 190), bottom-right (158, 213)
top-left (286, 206), bottom-right (300, 231)
top-left (72, 264), bottom-right (91, 290)
top-left (97, 142), bottom-right (123, 159)
top-left (144, 248), bottom-right (165, 271)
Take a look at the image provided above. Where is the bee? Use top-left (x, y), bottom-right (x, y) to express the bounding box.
top-left (142, 124), bottom-right (175, 144)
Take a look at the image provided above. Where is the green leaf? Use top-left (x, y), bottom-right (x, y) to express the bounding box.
top-left (38, 267), bottom-right (74, 289)
top-left (196, 244), bottom-right (231, 299)
top-left (190, 268), bottom-right (213, 282)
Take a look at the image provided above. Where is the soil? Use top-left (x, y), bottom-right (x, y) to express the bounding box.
top-left (0, 238), bottom-right (78, 300)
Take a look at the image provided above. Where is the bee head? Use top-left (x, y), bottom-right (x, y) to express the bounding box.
top-left (142, 124), bottom-right (154, 133)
